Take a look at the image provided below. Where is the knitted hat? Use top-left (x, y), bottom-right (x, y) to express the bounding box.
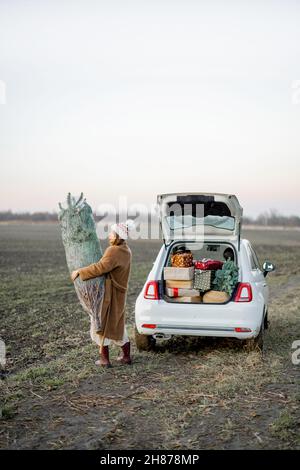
top-left (111, 219), bottom-right (135, 240)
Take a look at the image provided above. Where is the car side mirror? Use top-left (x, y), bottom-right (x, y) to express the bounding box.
top-left (262, 261), bottom-right (275, 277)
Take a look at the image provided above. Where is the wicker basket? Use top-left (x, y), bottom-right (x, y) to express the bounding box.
top-left (202, 290), bottom-right (230, 303)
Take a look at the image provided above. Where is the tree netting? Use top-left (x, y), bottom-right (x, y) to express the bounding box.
top-left (58, 192), bottom-right (105, 333)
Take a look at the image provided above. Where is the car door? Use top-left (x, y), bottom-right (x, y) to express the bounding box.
top-left (247, 242), bottom-right (269, 306)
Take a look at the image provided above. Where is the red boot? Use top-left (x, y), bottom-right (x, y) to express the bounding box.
top-left (117, 341), bottom-right (132, 365)
top-left (95, 345), bottom-right (112, 368)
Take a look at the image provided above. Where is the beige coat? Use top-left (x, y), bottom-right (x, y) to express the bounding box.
top-left (79, 241), bottom-right (132, 341)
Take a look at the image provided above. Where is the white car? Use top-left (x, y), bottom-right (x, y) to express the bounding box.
top-left (135, 192), bottom-right (275, 352)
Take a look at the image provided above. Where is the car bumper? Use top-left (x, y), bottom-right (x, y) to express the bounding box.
top-left (135, 295), bottom-right (263, 339)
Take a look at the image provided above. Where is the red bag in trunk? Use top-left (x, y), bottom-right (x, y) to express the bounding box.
top-left (194, 259), bottom-right (223, 270)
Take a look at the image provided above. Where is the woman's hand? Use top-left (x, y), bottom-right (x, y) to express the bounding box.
top-left (71, 270), bottom-right (80, 281)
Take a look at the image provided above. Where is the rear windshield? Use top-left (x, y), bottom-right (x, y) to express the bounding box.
top-left (166, 215), bottom-right (235, 232)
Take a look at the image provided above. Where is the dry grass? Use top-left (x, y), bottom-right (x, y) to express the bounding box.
top-left (0, 223), bottom-right (299, 449)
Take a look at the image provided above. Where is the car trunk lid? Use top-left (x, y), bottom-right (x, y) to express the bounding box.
top-left (157, 192), bottom-right (243, 245)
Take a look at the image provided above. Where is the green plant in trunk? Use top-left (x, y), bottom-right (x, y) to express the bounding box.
top-left (213, 260), bottom-right (239, 296)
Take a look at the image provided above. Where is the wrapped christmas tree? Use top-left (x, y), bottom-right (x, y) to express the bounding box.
top-left (58, 193), bottom-right (105, 336)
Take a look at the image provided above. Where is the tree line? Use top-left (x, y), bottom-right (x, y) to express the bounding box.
top-left (243, 209), bottom-right (300, 227)
top-left (0, 209), bottom-right (299, 227)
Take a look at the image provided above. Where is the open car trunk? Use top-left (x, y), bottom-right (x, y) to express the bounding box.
top-left (162, 240), bottom-right (239, 305)
top-left (157, 192), bottom-right (243, 246)
top-left (157, 193), bottom-right (242, 304)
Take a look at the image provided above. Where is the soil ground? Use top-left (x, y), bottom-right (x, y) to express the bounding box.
top-left (0, 224), bottom-right (299, 449)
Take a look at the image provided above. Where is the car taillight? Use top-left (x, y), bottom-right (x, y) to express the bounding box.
top-left (144, 281), bottom-right (160, 300)
top-left (235, 327), bottom-right (252, 333)
top-left (234, 283), bottom-right (253, 302)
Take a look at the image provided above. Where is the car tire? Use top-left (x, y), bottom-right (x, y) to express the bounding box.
top-left (243, 321), bottom-right (264, 353)
top-left (264, 310), bottom-right (269, 330)
top-left (134, 326), bottom-right (156, 352)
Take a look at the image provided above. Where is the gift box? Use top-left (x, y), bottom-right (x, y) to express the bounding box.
top-left (166, 287), bottom-right (200, 297)
top-left (194, 259), bottom-right (223, 270)
top-left (174, 296), bottom-right (202, 303)
top-left (165, 279), bottom-right (194, 289)
top-left (164, 266), bottom-right (194, 280)
top-left (193, 270), bottom-right (212, 291)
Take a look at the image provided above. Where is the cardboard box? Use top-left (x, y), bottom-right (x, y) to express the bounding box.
top-left (174, 296), bottom-right (202, 303)
top-left (165, 279), bottom-right (194, 289)
top-left (166, 287), bottom-right (200, 297)
top-left (164, 266), bottom-right (194, 280)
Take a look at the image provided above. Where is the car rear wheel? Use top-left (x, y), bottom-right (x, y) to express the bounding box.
top-left (134, 326), bottom-right (156, 352)
top-left (264, 310), bottom-right (269, 329)
top-left (243, 322), bottom-right (264, 353)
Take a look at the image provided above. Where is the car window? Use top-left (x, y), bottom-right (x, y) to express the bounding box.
top-left (250, 245), bottom-right (261, 270)
top-left (166, 215), bottom-right (235, 231)
top-left (248, 244), bottom-right (260, 270)
top-left (248, 250), bottom-right (257, 270)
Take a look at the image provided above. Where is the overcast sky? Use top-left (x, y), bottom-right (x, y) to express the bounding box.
top-left (0, 0), bottom-right (300, 216)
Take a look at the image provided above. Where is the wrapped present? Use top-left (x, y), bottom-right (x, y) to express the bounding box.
top-left (171, 252), bottom-right (194, 268)
top-left (166, 279), bottom-right (194, 289)
top-left (193, 270), bottom-right (212, 291)
top-left (174, 296), bottom-right (202, 303)
top-left (166, 287), bottom-right (200, 297)
top-left (194, 259), bottom-right (223, 270)
top-left (164, 266), bottom-right (194, 280)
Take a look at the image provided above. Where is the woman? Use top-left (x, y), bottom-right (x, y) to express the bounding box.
top-left (71, 220), bottom-right (134, 368)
